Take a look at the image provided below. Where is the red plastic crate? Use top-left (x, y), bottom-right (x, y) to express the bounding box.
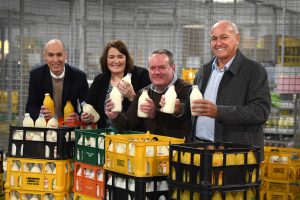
top-left (73, 162), bottom-right (105, 199)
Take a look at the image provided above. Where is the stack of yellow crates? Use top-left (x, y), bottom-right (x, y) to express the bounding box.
top-left (260, 147), bottom-right (300, 200)
top-left (5, 125), bottom-right (76, 200)
top-left (0, 148), bottom-right (4, 200)
top-left (103, 131), bottom-right (184, 200)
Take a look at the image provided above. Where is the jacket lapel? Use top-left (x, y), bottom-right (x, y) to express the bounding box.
top-left (43, 65), bottom-right (54, 97)
top-left (62, 64), bottom-right (71, 108)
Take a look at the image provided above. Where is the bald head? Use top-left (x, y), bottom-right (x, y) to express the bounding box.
top-left (43, 39), bottom-right (68, 76)
top-left (211, 20), bottom-right (239, 35)
top-left (210, 20), bottom-right (240, 67)
top-left (44, 39), bottom-right (66, 53)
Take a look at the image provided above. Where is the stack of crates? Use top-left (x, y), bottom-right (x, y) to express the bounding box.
top-left (168, 142), bottom-right (261, 200)
top-left (5, 125), bottom-right (76, 200)
top-left (104, 131), bottom-right (184, 200)
top-left (73, 129), bottom-right (115, 200)
top-left (260, 147), bottom-right (300, 200)
top-left (0, 148), bottom-right (4, 200)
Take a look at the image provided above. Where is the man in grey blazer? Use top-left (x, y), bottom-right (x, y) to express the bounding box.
top-left (190, 20), bottom-right (271, 161)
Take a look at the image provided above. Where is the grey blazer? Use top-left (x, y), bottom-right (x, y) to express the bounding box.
top-left (190, 50), bottom-right (271, 160)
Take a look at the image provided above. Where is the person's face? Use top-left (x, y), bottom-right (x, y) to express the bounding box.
top-left (44, 41), bottom-right (67, 76)
top-left (148, 54), bottom-right (175, 90)
top-left (107, 47), bottom-right (126, 75)
top-left (210, 21), bottom-right (240, 64)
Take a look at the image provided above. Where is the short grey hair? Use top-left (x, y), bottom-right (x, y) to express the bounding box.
top-left (149, 49), bottom-right (174, 66)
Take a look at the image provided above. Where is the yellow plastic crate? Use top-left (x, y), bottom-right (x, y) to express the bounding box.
top-left (74, 192), bottom-right (99, 200)
top-left (5, 157), bottom-right (73, 192)
top-left (260, 189), bottom-right (300, 200)
top-left (262, 147), bottom-right (300, 181)
top-left (261, 178), bottom-right (300, 192)
top-left (264, 147), bottom-right (300, 165)
top-left (5, 189), bottom-right (72, 200)
top-left (104, 131), bottom-right (184, 177)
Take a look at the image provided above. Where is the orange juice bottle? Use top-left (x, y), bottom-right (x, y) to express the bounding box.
top-left (64, 100), bottom-right (74, 120)
top-left (43, 93), bottom-right (55, 116)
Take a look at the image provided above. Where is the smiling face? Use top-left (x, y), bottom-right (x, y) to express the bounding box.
top-left (210, 20), bottom-right (240, 67)
top-left (43, 40), bottom-right (67, 76)
top-left (107, 47), bottom-right (126, 76)
top-left (148, 53), bottom-right (175, 91)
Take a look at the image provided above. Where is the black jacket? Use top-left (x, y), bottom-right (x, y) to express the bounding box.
top-left (26, 63), bottom-right (89, 120)
top-left (86, 65), bottom-right (151, 129)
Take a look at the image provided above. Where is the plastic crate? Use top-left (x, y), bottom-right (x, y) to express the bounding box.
top-left (8, 125), bottom-right (76, 160)
top-left (75, 129), bottom-right (142, 166)
top-left (105, 170), bottom-right (168, 200)
top-left (5, 157), bottom-right (73, 192)
top-left (169, 182), bottom-right (260, 200)
top-left (75, 129), bottom-right (116, 166)
top-left (104, 131), bottom-right (185, 177)
top-left (5, 189), bottom-right (72, 200)
top-left (169, 142), bottom-right (261, 189)
top-left (261, 178), bottom-right (300, 192)
top-left (0, 148), bottom-right (3, 196)
top-left (74, 192), bottom-right (98, 200)
top-left (262, 147), bottom-right (300, 181)
top-left (73, 162), bottom-right (105, 199)
top-left (260, 189), bottom-right (300, 200)
top-left (264, 147), bottom-right (300, 165)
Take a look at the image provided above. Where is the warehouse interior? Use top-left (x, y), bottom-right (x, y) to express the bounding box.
top-left (0, 0), bottom-right (299, 150)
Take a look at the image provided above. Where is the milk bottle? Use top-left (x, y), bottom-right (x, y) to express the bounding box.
top-left (110, 86), bottom-right (122, 112)
top-left (161, 85), bottom-right (177, 114)
top-left (122, 73), bottom-right (132, 84)
top-left (35, 113), bottom-right (47, 128)
top-left (64, 100), bottom-right (74, 121)
top-left (47, 116), bottom-right (59, 128)
top-left (81, 101), bottom-right (100, 123)
top-left (190, 85), bottom-right (203, 116)
top-left (23, 113), bottom-right (34, 127)
top-left (43, 93), bottom-right (55, 116)
top-left (137, 90), bottom-right (149, 118)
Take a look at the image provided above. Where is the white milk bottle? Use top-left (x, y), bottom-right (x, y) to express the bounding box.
top-left (81, 101), bottom-right (100, 123)
top-left (161, 85), bottom-right (177, 114)
top-left (47, 116), bottom-right (59, 128)
top-left (122, 73), bottom-right (132, 84)
top-left (137, 90), bottom-right (149, 118)
top-left (23, 113), bottom-right (34, 127)
top-left (110, 86), bottom-right (122, 112)
top-left (35, 113), bottom-right (47, 128)
top-left (190, 85), bottom-right (203, 116)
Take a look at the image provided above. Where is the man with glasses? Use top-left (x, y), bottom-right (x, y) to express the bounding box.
top-left (105, 49), bottom-right (192, 138)
top-left (189, 20), bottom-right (271, 160)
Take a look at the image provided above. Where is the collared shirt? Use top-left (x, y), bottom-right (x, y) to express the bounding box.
top-left (50, 67), bottom-right (65, 80)
top-left (149, 74), bottom-right (177, 93)
top-left (195, 56), bottom-right (235, 141)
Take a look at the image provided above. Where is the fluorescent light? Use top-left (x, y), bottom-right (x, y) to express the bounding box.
top-left (182, 24), bottom-right (205, 29)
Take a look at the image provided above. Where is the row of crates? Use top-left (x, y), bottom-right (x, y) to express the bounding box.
top-left (259, 147), bottom-right (300, 200)
top-left (73, 162), bottom-right (169, 200)
top-left (6, 126), bottom-right (77, 200)
top-left (7, 126), bottom-right (267, 199)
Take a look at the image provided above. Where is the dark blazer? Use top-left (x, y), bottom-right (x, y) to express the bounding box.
top-left (191, 50), bottom-right (271, 159)
top-left (26, 63), bottom-right (89, 120)
top-left (112, 78), bottom-right (192, 138)
top-left (86, 66), bottom-right (151, 129)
